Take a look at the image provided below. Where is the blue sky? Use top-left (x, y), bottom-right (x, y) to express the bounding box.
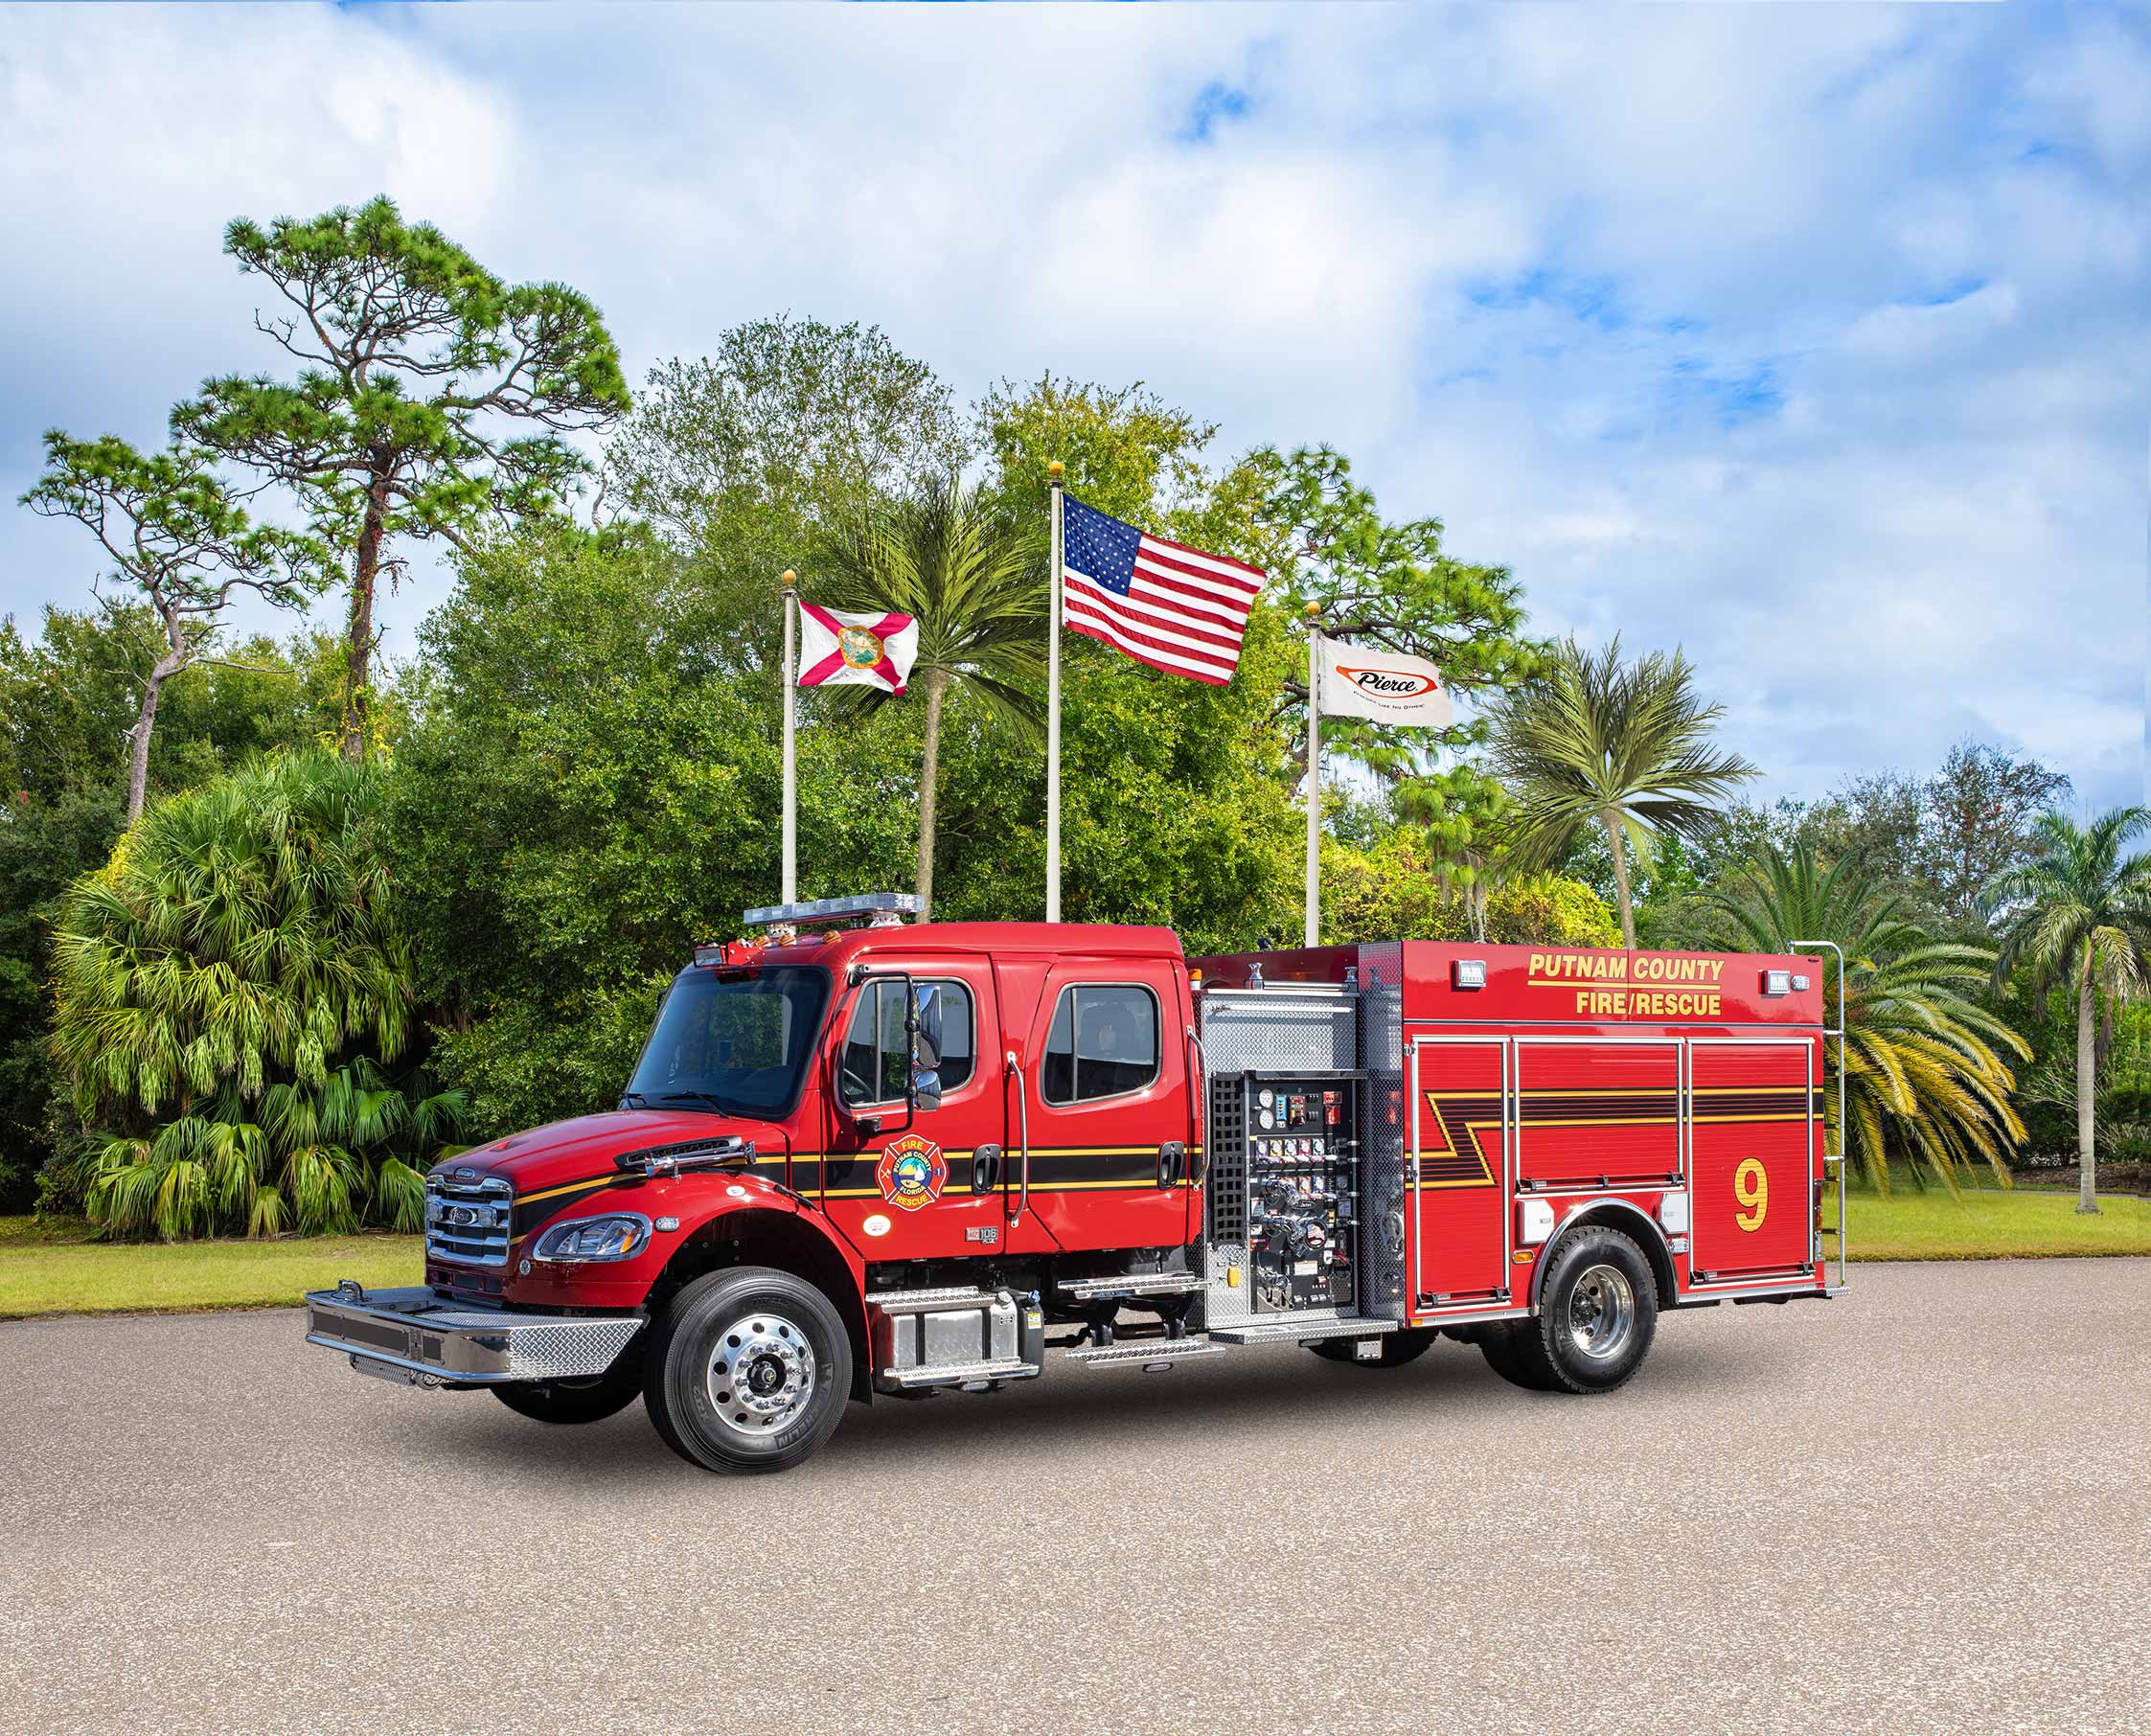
top-left (3, 3), bottom-right (2145, 809)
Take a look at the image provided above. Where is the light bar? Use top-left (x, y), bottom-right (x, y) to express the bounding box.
top-left (742, 892), bottom-right (919, 928)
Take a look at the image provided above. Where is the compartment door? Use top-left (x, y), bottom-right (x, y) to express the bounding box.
top-left (1409, 1038), bottom-right (1511, 1310)
top-left (1687, 1040), bottom-right (1817, 1282)
top-left (1513, 1039), bottom-right (1682, 1190)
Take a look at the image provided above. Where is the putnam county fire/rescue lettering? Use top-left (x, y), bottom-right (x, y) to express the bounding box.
top-left (1528, 949), bottom-right (1727, 1018)
top-left (302, 900), bottom-right (1844, 1475)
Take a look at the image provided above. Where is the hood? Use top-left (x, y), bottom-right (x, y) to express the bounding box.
top-left (434, 1108), bottom-right (787, 1199)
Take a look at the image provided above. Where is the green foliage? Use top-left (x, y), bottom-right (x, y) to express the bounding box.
top-left (818, 477), bottom-right (1046, 915)
top-left (48, 752), bottom-right (456, 1237)
top-left (174, 195), bottom-right (631, 753)
top-left (1985, 808), bottom-right (2151, 1208)
top-left (1320, 827), bottom-right (1618, 948)
top-left (1488, 634), bottom-right (1757, 947)
top-left (388, 524), bottom-right (923, 1135)
top-left (1705, 841), bottom-right (2026, 1194)
top-left (0, 609), bottom-right (356, 1207)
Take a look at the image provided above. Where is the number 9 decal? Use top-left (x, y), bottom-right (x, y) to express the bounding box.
top-left (1734, 1157), bottom-right (1769, 1232)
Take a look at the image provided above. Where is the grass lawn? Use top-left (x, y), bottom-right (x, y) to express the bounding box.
top-left (0, 1216), bottom-right (421, 1319)
top-left (1826, 1184), bottom-right (2151, 1261)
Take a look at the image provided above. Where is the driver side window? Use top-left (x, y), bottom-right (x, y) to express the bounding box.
top-left (839, 978), bottom-right (975, 1107)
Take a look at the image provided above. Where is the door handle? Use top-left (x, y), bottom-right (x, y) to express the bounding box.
top-left (971, 1144), bottom-right (1003, 1196)
top-left (1005, 1052), bottom-right (1030, 1227)
top-left (1156, 1141), bottom-right (1187, 1188)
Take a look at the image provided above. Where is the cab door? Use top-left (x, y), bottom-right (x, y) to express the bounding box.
top-left (817, 961), bottom-right (1013, 1263)
top-left (1014, 960), bottom-right (1193, 1255)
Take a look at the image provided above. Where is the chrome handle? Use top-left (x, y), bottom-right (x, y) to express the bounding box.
top-left (1005, 1051), bottom-right (1030, 1227)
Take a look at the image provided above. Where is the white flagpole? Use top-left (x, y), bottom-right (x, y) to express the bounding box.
top-left (1046, 461), bottom-right (1064, 924)
top-left (781, 569), bottom-right (798, 905)
top-left (1305, 606), bottom-right (1322, 947)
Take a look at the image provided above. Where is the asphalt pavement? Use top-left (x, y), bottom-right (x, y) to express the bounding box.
top-left (3, 1258), bottom-right (2147, 1736)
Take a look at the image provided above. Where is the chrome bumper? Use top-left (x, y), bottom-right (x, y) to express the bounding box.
top-left (304, 1282), bottom-right (642, 1387)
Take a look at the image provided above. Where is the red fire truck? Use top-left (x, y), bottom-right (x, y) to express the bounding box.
top-left (305, 893), bottom-right (1847, 1473)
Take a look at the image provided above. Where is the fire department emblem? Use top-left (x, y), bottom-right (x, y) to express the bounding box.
top-left (876, 1133), bottom-right (948, 1212)
top-left (837, 625), bottom-right (884, 669)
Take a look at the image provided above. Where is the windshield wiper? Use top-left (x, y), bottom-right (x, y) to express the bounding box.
top-left (618, 1091), bottom-right (652, 1109)
top-left (648, 1089), bottom-right (743, 1116)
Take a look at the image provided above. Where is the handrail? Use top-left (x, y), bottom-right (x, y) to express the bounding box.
top-left (1793, 939), bottom-right (1848, 1291)
top-left (1005, 1050), bottom-right (1030, 1227)
top-left (1184, 1021), bottom-right (1205, 1183)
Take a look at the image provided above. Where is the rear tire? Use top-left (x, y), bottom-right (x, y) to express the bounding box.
top-left (1511, 1225), bottom-right (1658, 1395)
top-left (642, 1266), bottom-right (852, 1474)
top-left (1309, 1328), bottom-right (1435, 1368)
top-left (1476, 1323), bottom-right (1551, 1390)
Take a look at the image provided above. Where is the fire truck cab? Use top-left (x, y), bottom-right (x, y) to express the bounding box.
top-left (305, 895), bottom-right (1845, 1474)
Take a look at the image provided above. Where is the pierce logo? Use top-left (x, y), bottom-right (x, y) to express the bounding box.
top-left (1337, 665), bottom-right (1440, 698)
top-left (875, 1133), bottom-right (949, 1212)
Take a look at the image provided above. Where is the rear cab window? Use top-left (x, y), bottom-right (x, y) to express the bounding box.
top-left (1041, 983), bottom-right (1160, 1105)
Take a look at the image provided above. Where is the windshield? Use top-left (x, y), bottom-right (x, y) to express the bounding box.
top-left (625, 966), bottom-right (833, 1119)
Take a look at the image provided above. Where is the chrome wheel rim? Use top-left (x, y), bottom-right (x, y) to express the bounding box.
top-left (1567, 1264), bottom-right (1636, 1360)
top-left (706, 1311), bottom-right (816, 1439)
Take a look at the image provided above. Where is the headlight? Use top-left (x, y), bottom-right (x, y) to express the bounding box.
top-left (532, 1213), bottom-right (652, 1264)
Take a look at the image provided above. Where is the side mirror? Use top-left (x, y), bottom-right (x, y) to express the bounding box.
top-left (909, 982), bottom-right (943, 1070)
top-left (907, 982), bottom-right (943, 1111)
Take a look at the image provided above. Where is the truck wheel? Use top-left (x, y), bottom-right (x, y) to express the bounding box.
top-left (1512, 1225), bottom-right (1658, 1395)
top-left (492, 1347), bottom-right (645, 1425)
top-left (642, 1267), bottom-right (851, 1474)
top-left (1308, 1328), bottom-right (1435, 1367)
top-left (1476, 1323), bottom-right (1551, 1390)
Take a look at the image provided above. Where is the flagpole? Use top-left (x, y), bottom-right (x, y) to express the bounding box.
top-left (781, 569), bottom-right (798, 905)
top-left (1046, 460), bottom-right (1064, 925)
top-left (1305, 605), bottom-right (1322, 947)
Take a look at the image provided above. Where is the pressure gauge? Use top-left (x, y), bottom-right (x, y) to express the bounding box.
top-left (1258, 1088), bottom-right (1274, 1108)
top-left (1258, 1109), bottom-right (1273, 1129)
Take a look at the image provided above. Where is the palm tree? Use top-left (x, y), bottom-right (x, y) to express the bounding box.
top-left (51, 750), bottom-right (466, 1238)
top-left (820, 477), bottom-right (1045, 918)
top-left (1708, 840), bottom-right (2027, 1194)
top-left (1985, 809), bottom-right (2151, 1214)
top-left (1486, 635), bottom-right (1755, 948)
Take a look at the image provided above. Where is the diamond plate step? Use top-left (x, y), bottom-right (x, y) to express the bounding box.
top-left (1207, 1316), bottom-right (1399, 1346)
top-left (881, 1356), bottom-right (1040, 1389)
top-left (867, 1287), bottom-right (1003, 1315)
top-left (1065, 1338), bottom-right (1226, 1368)
top-left (1058, 1272), bottom-right (1205, 1301)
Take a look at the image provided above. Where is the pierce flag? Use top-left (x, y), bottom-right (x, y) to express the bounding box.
top-left (1316, 634), bottom-right (1453, 727)
top-left (796, 605), bottom-right (919, 695)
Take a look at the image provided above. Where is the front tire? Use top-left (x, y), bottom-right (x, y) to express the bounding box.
top-left (1511, 1225), bottom-right (1658, 1395)
top-left (642, 1267), bottom-right (852, 1474)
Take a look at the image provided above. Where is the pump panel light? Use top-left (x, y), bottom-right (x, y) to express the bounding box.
top-left (1453, 959), bottom-right (1488, 991)
top-left (1762, 969), bottom-right (1793, 997)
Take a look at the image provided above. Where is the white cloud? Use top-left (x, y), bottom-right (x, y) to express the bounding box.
top-left (1, 2), bottom-right (2143, 812)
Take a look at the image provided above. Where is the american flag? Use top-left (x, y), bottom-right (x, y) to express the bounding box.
top-left (1060, 494), bottom-right (1264, 685)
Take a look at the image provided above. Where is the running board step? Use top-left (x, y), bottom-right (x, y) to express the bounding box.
top-left (881, 1356), bottom-right (1041, 1389)
top-left (1066, 1338), bottom-right (1225, 1369)
top-left (868, 1286), bottom-right (1004, 1315)
top-left (1208, 1317), bottom-right (1399, 1347)
top-left (1058, 1272), bottom-right (1204, 1301)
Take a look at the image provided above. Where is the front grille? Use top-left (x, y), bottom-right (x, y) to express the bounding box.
top-left (425, 1175), bottom-right (513, 1268)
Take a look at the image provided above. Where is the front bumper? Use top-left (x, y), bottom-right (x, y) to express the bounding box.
top-left (304, 1281), bottom-right (643, 1387)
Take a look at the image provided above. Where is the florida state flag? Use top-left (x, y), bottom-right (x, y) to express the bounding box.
top-left (796, 605), bottom-right (919, 695)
